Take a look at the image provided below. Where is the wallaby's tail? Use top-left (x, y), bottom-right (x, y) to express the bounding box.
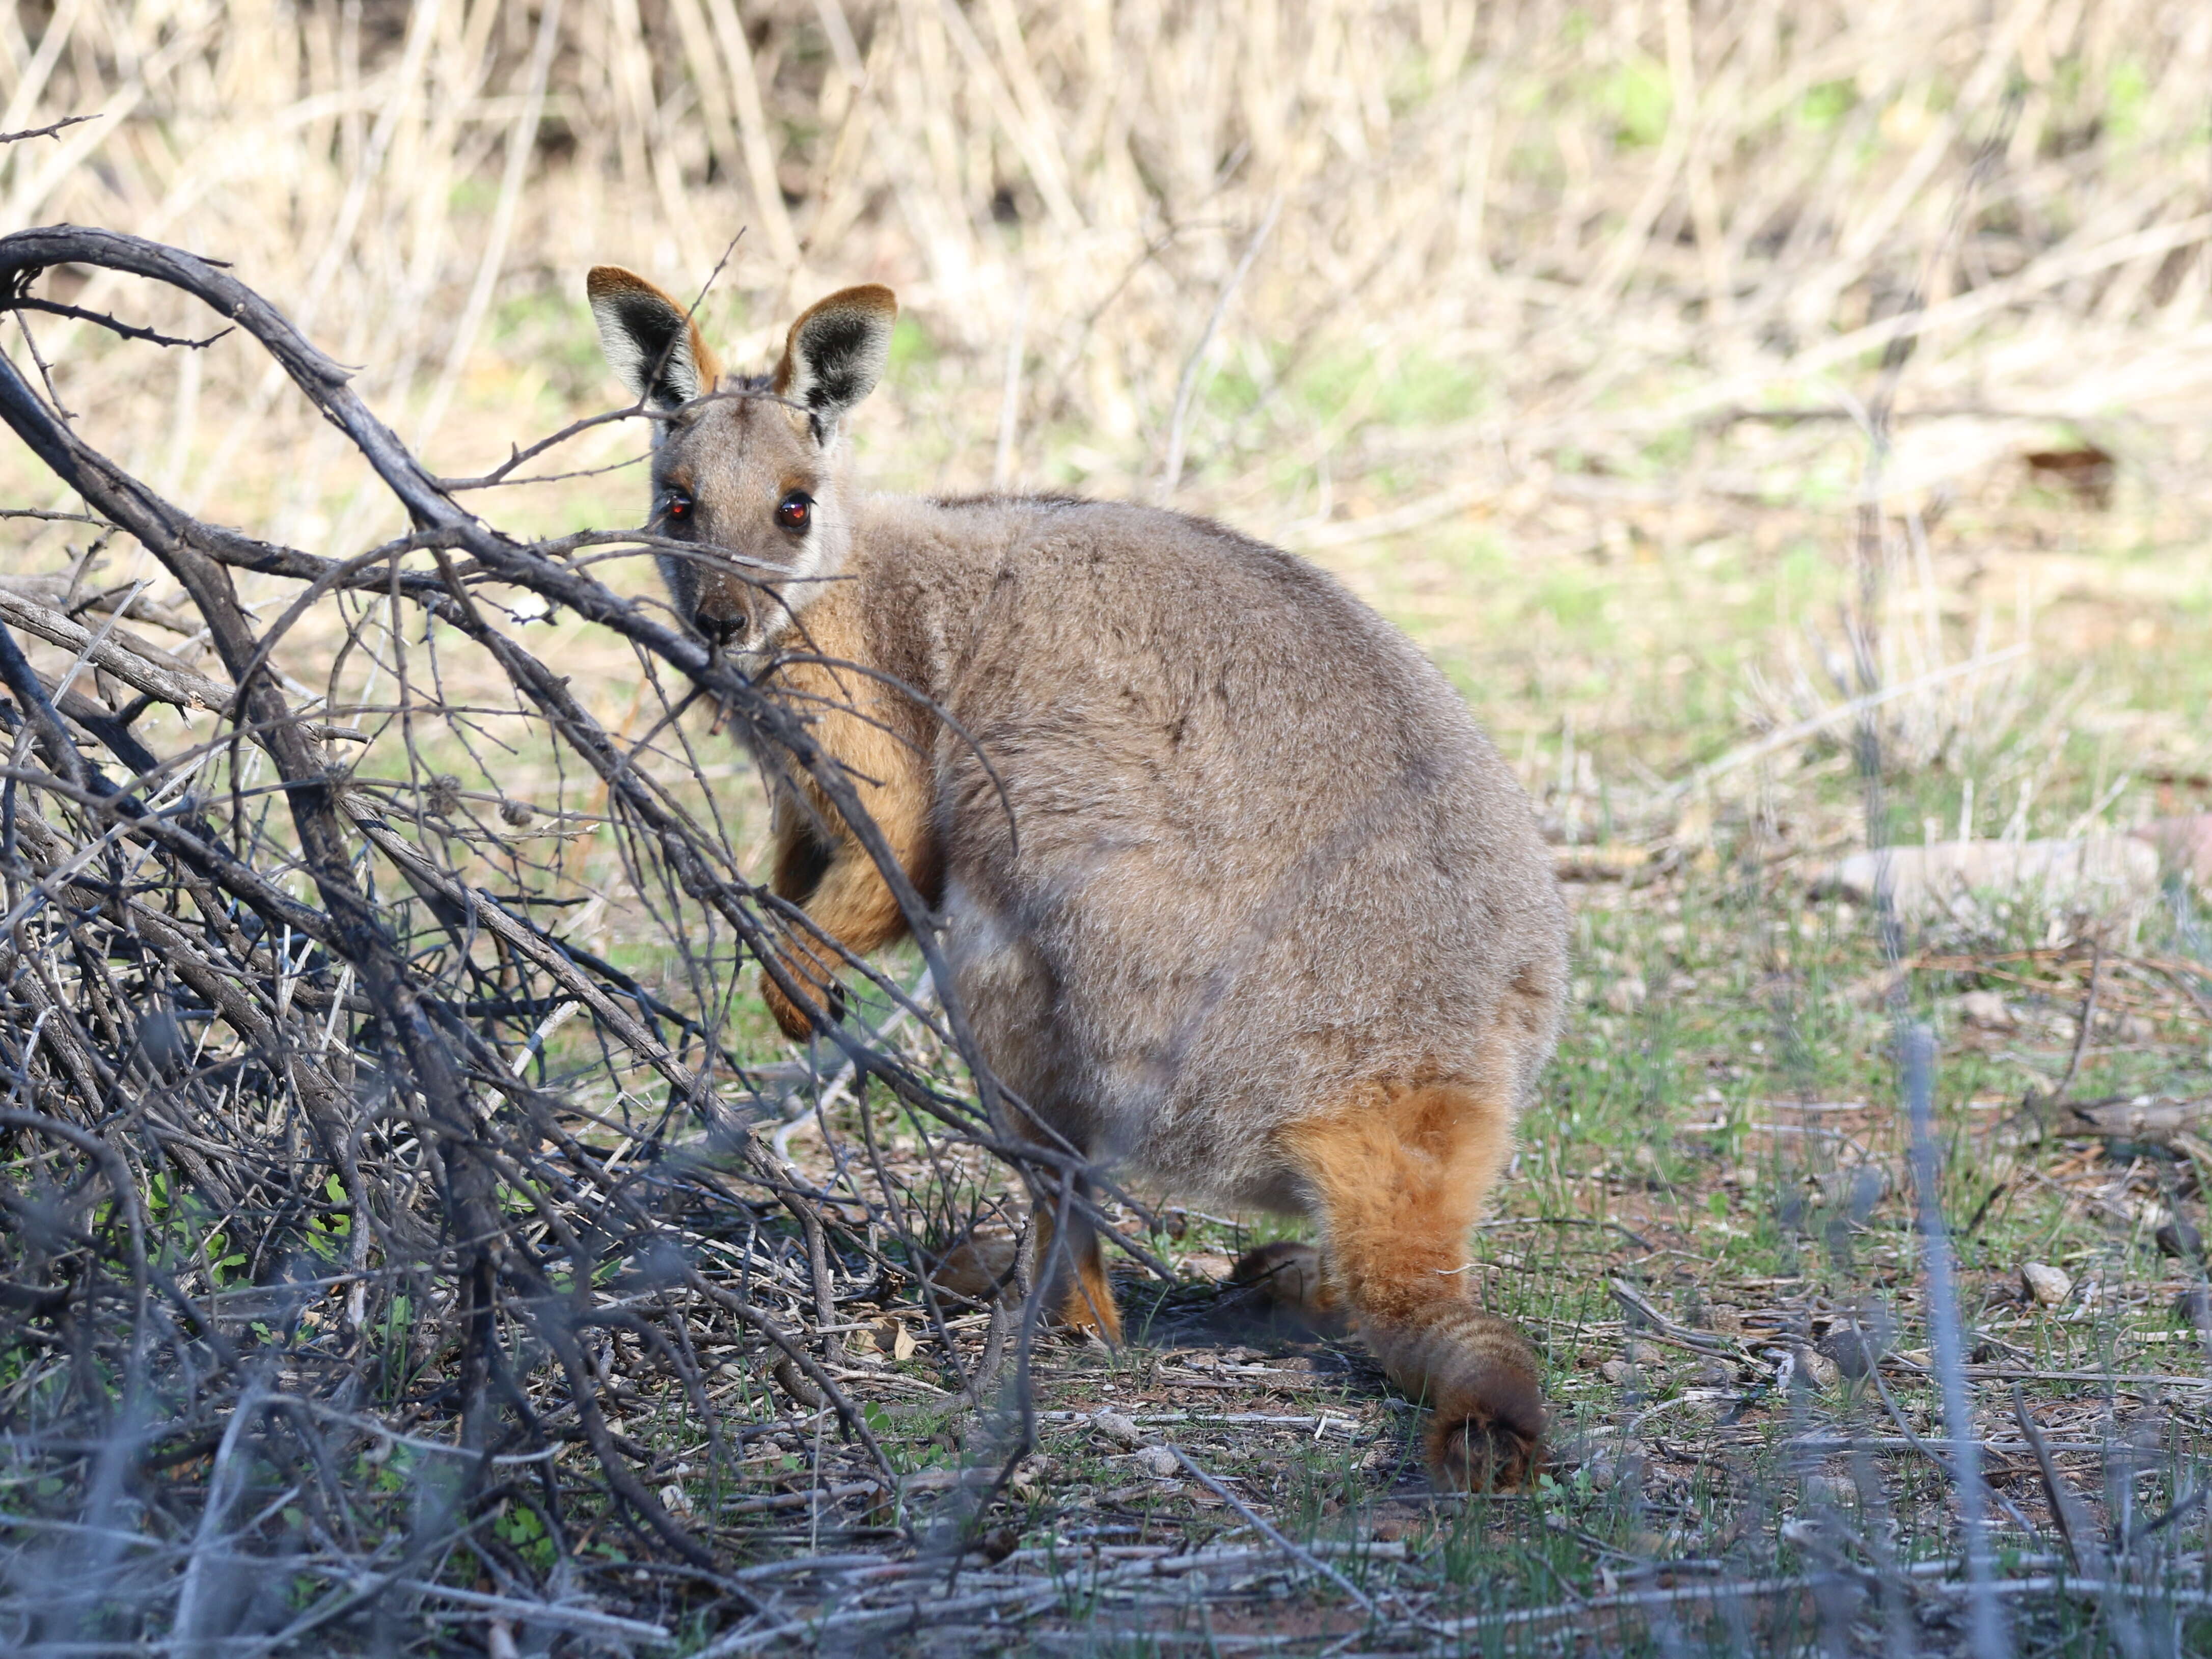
top-left (1357, 1297), bottom-right (1545, 1487)
top-left (1245, 1079), bottom-right (1546, 1488)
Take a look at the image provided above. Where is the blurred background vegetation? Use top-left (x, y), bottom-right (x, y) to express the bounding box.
top-left (4, 0), bottom-right (2208, 861)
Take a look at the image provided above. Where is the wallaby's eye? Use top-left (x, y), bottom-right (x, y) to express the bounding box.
top-left (665, 489), bottom-right (693, 522)
top-left (776, 491), bottom-right (813, 532)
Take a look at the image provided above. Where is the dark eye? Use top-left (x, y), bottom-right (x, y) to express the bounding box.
top-left (665, 489), bottom-right (693, 522)
top-left (776, 491), bottom-right (812, 532)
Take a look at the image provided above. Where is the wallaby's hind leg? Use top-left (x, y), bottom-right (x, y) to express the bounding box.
top-left (1241, 1081), bottom-right (1544, 1489)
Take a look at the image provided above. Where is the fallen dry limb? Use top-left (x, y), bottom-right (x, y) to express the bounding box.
top-left (0, 224), bottom-right (1089, 1646)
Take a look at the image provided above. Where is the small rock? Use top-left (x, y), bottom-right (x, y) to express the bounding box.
top-left (1693, 1359), bottom-right (1737, 1389)
top-left (1599, 1359), bottom-right (1636, 1386)
top-left (1959, 990), bottom-right (2014, 1030)
top-left (2111, 1012), bottom-right (2157, 1045)
top-left (1361, 1439), bottom-right (1407, 1473)
top-left (1794, 1347), bottom-right (1841, 1392)
top-left (1132, 1444), bottom-right (1181, 1479)
top-left (2021, 1262), bottom-right (2073, 1307)
top-left (2156, 1219), bottom-right (2206, 1263)
top-left (1090, 1409), bottom-right (1143, 1449)
top-left (1605, 975), bottom-right (1649, 1014)
top-left (1588, 1450), bottom-right (1645, 1493)
top-left (658, 1482), bottom-right (693, 1516)
top-left (1624, 1339), bottom-right (1665, 1367)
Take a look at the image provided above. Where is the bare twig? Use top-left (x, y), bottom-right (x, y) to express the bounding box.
top-left (4, 295), bottom-right (230, 349)
top-left (0, 115), bottom-right (98, 145)
top-left (1164, 1442), bottom-right (1379, 1619)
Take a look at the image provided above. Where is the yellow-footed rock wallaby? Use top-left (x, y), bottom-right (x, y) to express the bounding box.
top-left (587, 269), bottom-right (1569, 1488)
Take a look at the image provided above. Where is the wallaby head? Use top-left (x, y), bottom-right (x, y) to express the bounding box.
top-left (587, 267), bottom-right (897, 651)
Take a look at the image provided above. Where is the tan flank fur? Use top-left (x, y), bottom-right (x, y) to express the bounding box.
top-left (587, 268), bottom-right (1571, 1487)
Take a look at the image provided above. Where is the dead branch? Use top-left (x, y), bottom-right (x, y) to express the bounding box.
top-left (0, 223), bottom-right (1070, 1647)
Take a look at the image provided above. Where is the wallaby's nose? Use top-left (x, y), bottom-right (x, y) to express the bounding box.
top-left (696, 611), bottom-right (746, 649)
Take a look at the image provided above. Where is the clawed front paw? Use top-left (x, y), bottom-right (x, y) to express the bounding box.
top-left (763, 968), bottom-right (845, 1041)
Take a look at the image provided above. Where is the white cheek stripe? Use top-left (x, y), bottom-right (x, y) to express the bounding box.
top-left (742, 514), bottom-right (843, 657)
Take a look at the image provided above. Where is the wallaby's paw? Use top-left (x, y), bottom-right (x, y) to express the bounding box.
top-left (1061, 1264), bottom-right (1124, 1344)
top-left (1429, 1412), bottom-right (1541, 1492)
top-left (764, 976), bottom-right (811, 1040)
top-left (763, 970), bottom-right (845, 1041)
top-left (926, 1235), bottom-right (1121, 1341)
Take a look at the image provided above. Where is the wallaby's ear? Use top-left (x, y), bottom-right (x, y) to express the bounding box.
top-left (774, 285), bottom-right (897, 439)
top-left (586, 266), bottom-right (722, 409)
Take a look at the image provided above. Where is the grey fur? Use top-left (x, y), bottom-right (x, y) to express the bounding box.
top-left (593, 275), bottom-right (1568, 1264)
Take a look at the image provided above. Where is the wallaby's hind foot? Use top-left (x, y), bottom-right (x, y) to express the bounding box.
top-left (1229, 1240), bottom-right (1331, 1312)
top-left (1228, 1239), bottom-right (1346, 1337)
top-left (1382, 1301), bottom-right (1548, 1488)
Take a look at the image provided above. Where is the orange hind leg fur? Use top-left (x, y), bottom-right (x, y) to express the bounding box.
top-left (1238, 1081), bottom-right (1545, 1489)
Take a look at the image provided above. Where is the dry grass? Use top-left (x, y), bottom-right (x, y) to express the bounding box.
top-left (4, 1), bottom-right (2212, 1653)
